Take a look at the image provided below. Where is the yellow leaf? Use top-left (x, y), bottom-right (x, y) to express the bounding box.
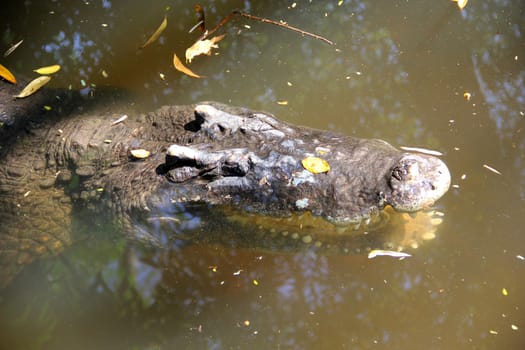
top-left (173, 52), bottom-right (203, 78)
top-left (302, 156), bottom-right (330, 174)
top-left (14, 76), bottom-right (51, 98)
top-left (141, 15), bottom-right (167, 49)
top-left (33, 64), bottom-right (61, 75)
top-left (130, 149), bottom-right (151, 159)
top-left (0, 63), bottom-right (16, 84)
top-left (185, 34), bottom-right (226, 63)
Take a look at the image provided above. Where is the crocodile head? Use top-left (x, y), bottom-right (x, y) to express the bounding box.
top-left (384, 153), bottom-right (451, 212)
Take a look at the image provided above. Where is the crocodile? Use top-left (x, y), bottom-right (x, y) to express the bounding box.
top-left (0, 86), bottom-right (450, 287)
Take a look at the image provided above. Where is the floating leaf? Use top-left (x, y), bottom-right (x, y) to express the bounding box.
top-left (33, 64), bottom-right (61, 75)
top-left (4, 39), bottom-right (23, 57)
top-left (14, 76), bottom-right (51, 98)
top-left (185, 34), bottom-right (226, 63)
top-left (173, 52), bottom-right (203, 78)
top-left (130, 149), bottom-right (151, 159)
top-left (301, 156), bottom-right (330, 174)
top-left (141, 16), bottom-right (167, 48)
top-left (0, 63), bottom-right (16, 84)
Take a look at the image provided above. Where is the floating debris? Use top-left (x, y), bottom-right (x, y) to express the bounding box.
top-left (0, 63), bottom-right (16, 83)
top-left (33, 64), bottom-right (61, 75)
top-left (368, 250), bottom-right (412, 259)
top-left (130, 149), bottom-right (151, 159)
top-left (400, 146), bottom-right (443, 156)
top-left (141, 15), bottom-right (167, 49)
top-left (111, 114), bottom-right (128, 126)
top-left (452, 0), bottom-right (468, 10)
top-left (185, 34), bottom-right (225, 63)
top-left (173, 52), bottom-right (203, 78)
top-left (483, 164), bottom-right (502, 175)
top-left (4, 39), bottom-right (23, 57)
top-left (188, 20), bottom-right (204, 34)
top-left (14, 76), bottom-right (51, 98)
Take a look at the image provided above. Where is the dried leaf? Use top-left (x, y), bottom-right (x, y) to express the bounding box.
top-left (4, 39), bottom-right (23, 57)
top-left (185, 34), bottom-right (226, 63)
top-left (302, 156), bottom-right (330, 174)
top-left (33, 64), bottom-right (61, 75)
top-left (173, 52), bottom-right (203, 78)
top-left (141, 16), bottom-right (167, 49)
top-left (0, 63), bottom-right (16, 84)
top-left (14, 76), bottom-right (51, 98)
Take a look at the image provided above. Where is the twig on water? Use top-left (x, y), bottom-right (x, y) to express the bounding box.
top-left (198, 10), bottom-right (334, 46)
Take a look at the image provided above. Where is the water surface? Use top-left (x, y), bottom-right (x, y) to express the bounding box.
top-left (1, 0), bottom-right (524, 349)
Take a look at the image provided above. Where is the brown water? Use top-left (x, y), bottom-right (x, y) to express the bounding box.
top-left (1, 0), bottom-right (525, 349)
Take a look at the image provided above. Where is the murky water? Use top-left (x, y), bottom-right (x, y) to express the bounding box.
top-left (1, 0), bottom-right (525, 349)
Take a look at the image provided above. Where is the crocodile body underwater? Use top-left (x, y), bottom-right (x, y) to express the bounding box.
top-left (0, 87), bottom-right (451, 287)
